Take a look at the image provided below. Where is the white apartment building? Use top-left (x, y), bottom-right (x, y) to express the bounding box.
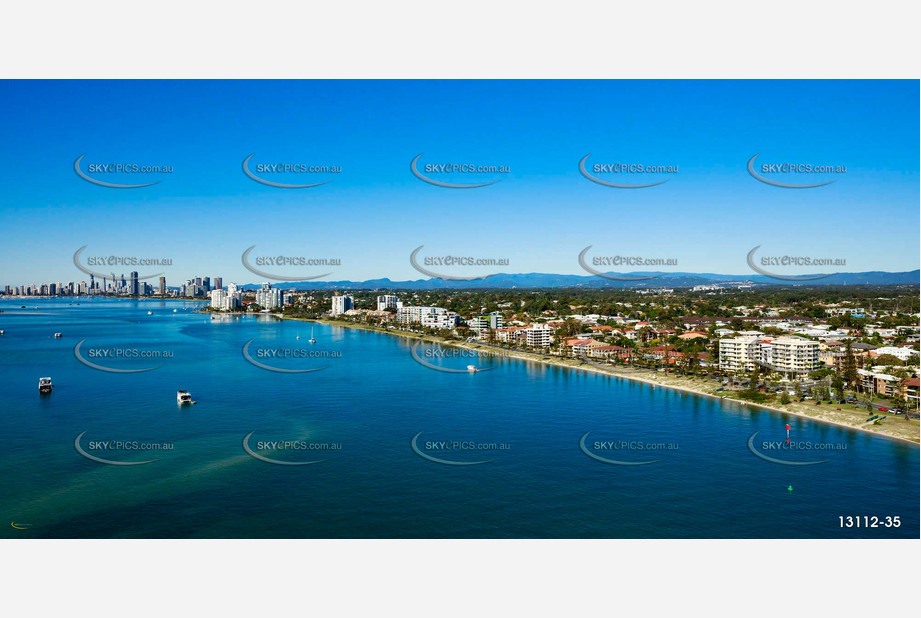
top-left (471, 312), bottom-right (504, 331)
top-left (872, 346), bottom-right (919, 362)
top-left (210, 283), bottom-right (241, 311)
top-left (255, 282), bottom-right (282, 309)
top-left (719, 336), bottom-right (760, 372)
top-left (719, 335), bottom-right (819, 375)
top-left (524, 323), bottom-right (553, 348)
top-left (376, 295), bottom-right (400, 311)
top-left (331, 294), bottom-right (354, 316)
top-left (210, 289), bottom-right (225, 310)
top-left (768, 337), bottom-right (820, 375)
top-left (422, 310), bottom-right (460, 330)
top-left (491, 324), bottom-right (554, 347)
top-left (397, 306), bottom-right (458, 329)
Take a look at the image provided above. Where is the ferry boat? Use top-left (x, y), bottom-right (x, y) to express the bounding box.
top-left (38, 377), bottom-right (53, 394)
top-left (177, 390), bottom-right (194, 405)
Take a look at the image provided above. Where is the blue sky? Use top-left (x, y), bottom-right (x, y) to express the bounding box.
top-left (0, 80), bottom-right (917, 287)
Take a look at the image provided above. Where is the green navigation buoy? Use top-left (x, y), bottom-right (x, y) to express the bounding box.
top-left (787, 485), bottom-right (793, 493)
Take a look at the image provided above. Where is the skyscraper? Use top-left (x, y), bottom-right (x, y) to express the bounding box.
top-left (130, 271), bottom-right (139, 296)
top-left (158, 276), bottom-right (166, 295)
top-left (255, 282), bottom-right (282, 309)
top-left (331, 293), bottom-right (354, 316)
top-left (213, 276), bottom-right (222, 291)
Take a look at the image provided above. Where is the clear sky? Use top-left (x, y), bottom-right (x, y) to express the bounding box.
top-left (0, 80), bottom-right (917, 286)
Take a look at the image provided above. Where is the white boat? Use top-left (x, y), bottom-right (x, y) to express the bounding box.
top-left (466, 365), bottom-right (478, 373)
top-left (147, 311), bottom-right (153, 315)
top-left (0, 330), bottom-right (4, 335)
top-left (53, 332), bottom-right (62, 338)
top-left (308, 327), bottom-right (316, 344)
top-left (39, 377), bottom-right (53, 394)
top-left (177, 390), bottom-right (194, 405)
top-left (173, 309), bottom-right (178, 313)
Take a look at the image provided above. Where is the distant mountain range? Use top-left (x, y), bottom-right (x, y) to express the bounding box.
top-left (239, 270), bottom-right (921, 290)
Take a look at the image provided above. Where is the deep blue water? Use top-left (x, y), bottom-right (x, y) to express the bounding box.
top-left (0, 297), bottom-right (917, 538)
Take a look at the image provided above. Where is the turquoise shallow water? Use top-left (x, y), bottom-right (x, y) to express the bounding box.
top-left (0, 297), bottom-right (917, 538)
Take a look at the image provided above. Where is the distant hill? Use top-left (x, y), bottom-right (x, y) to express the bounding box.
top-left (239, 270), bottom-right (920, 290)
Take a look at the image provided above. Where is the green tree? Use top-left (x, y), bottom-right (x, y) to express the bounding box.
top-left (874, 354), bottom-right (904, 367)
top-left (842, 341), bottom-right (858, 388)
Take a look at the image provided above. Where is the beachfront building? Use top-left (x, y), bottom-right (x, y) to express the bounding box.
top-left (492, 324), bottom-right (554, 348)
top-left (719, 336), bottom-right (760, 372)
top-left (719, 335), bottom-right (819, 376)
top-left (210, 283), bottom-right (241, 311)
top-left (331, 294), bottom-right (354, 316)
top-left (471, 312), bottom-right (504, 334)
top-left (397, 306), bottom-right (459, 330)
top-left (255, 282), bottom-right (283, 309)
top-left (524, 323), bottom-right (553, 348)
top-left (422, 311), bottom-right (460, 330)
top-left (856, 369), bottom-right (899, 398)
top-left (899, 377), bottom-right (919, 407)
top-left (767, 338), bottom-right (820, 375)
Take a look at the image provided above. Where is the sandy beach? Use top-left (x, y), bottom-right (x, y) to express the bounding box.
top-left (281, 315), bottom-right (921, 446)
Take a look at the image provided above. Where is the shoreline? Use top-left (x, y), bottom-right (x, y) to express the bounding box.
top-left (279, 315), bottom-right (920, 446)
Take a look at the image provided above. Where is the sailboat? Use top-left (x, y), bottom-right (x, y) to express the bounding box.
top-left (308, 327), bottom-right (317, 344)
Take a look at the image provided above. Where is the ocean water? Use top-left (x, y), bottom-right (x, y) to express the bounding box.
top-left (0, 297), bottom-right (917, 538)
